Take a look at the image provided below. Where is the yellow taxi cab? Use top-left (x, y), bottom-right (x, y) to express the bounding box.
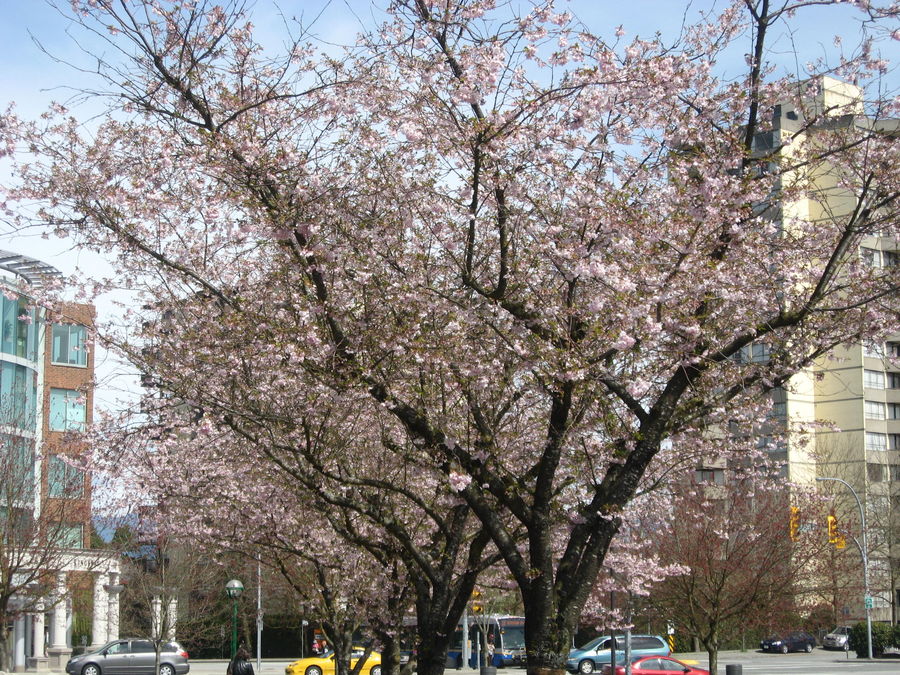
top-left (285, 649), bottom-right (381, 675)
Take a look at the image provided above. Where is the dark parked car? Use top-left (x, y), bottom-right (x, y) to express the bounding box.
top-left (65, 639), bottom-right (190, 675)
top-left (760, 631), bottom-right (816, 654)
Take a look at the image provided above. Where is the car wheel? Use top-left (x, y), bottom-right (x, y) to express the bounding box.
top-left (578, 660), bottom-right (594, 674)
top-left (160, 665), bottom-right (176, 675)
top-left (371, 667), bottom-right (381, 675)
top-left (805, 644), bottom-right (813, 653)
top-left (306, 667), bottom-right (322, 675)
top-left (83, 665), bottom-right (101, 675)
top-left (781, 645), bottom-right (789, 654)
top-left (843, 642), bottom-right (850, 651)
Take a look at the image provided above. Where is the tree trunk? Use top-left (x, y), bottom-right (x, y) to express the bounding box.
top-left (0, 618), bottom-right (9, 672)
top-left (703, 631), bottom-right (719, 675)
top-left (411, 545), bottom-right (482, 675)
top-left (416, 628), bottom-right (453, 675)
top-left (520, 585), bottom-right (572, 675)
top-left (375, 632), bottom-right (401, 675)
top-left (323, 625), bottom-right (356, 675)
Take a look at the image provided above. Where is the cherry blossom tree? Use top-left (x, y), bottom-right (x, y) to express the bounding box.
top-left (2, 2), bottom-right (900, 675)
top-left (111, 395), bottom-right (503, 675)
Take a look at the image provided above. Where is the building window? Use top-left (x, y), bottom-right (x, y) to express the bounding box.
top-left (51, 324), bottom-right (88, 367)
top-left (48, 455), bottom-right (84, 498)
top-left (891, 434), bottom-right (900, 451)
top-left (695, 468), bottom-right (725, 485)
top-left (867, 462), bottom-right (885, 482)
top-left (861, 247), bottom-right (881, 268)
top-left (864, 341), bottom-right (885, 358)
top-left (866, 432), bottom-right (887, 452)
top-left (58, 523), bottom-right (83, 548)
top-left (2, 434), bottom-right (35, 501)
top-left (864, 369), bottom-right (885, 389)
top-left (889, 372), bottom-right (900, 389)
top-left (887, 342), bottom-right (900, 359)
top-left (0, 362), bottom-right (37, 429)
top-left (865, 401), bottom-right (886, 420)
top-left (48, 389), bottom-right (86, 432)
top-left (0, 296), bottom-right (37, 361)
top-left (750, 343), bottom-right (771, 363)
top-left (864, 249), bottom-right (900, 269)
top-left (890, 403), bottom-right (900, 420)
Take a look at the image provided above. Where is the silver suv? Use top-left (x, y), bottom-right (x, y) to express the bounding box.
top-left (822, 626), bottom-right (851, 650)
top-left (65, 639), bottom-right (190, 675)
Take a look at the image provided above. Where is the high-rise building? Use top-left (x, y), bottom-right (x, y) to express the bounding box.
top-left (769, 79), bottom-right (900, 624)
top-left (0, 251), bottom-right (120, 672)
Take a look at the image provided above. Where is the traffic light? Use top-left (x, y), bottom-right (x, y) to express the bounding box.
top-left (789, 506), bottom-right (800, 542)
top-left (827, 514), bottom-right (838, 544)
top-left (471, 589), bottom-right (483, 614)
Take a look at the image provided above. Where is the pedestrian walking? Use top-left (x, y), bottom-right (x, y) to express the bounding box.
top-left (227, 647), bottom-right (255, 675)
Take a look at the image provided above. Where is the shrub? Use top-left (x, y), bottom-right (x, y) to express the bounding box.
top-left (848, 621), bottom-right (895, 658)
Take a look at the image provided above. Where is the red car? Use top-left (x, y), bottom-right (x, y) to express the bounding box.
top-left (601, 655), bottom-right (710, 675)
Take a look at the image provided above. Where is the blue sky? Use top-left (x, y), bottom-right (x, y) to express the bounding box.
top-left (2, 1), bottom-right (896, 130)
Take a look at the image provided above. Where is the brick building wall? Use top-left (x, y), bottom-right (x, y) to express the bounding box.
top-left (41, 302), bottom-right (96, 548)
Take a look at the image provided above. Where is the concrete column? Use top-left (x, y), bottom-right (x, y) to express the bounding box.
top-left (28, 602), bottom-right (50, 672)
top-left (151, 596), bottom-right (162, 637)
top-left (90, 572), bottom-right (109, 649)
top-left (24, 613), bottom-right (32, 659)
top-left (48, 571), bottom-right (73, 671)
top-left (104, 573), bottom-right (123, 642)
top-left (166, 598), bottom-right (178, 640)
top-left (51, 573), bottom-right (68, 648)
top-left (65, 597), bottom-right (73, 648)
top-left (33, 606), bottom-right (45, 656)
top-left (14, 616), bottom-right (26, 672)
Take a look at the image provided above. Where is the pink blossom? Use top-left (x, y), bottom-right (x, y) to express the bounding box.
top-left (448, 471), bottom-right (472, 492)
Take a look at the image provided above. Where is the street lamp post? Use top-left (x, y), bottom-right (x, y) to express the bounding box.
top-left (225, 579), bottom-right (245, 660)
top-left (816, 476), bottom-right (873, 659)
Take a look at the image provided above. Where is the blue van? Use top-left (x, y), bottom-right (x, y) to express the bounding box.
top-left (566, 635), bottom-right (670, 673)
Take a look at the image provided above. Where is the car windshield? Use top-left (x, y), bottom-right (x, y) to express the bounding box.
top-left (576, 637), bottom-right (607, 651)
top-left (833, 627), bottom-right (849, 635)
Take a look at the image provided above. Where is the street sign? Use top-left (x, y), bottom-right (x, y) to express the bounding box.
top-left (865, 596), bottom-right (874, 609)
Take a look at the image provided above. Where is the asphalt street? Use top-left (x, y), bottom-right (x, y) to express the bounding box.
top-left (188, 649), bottom-right (900, 675)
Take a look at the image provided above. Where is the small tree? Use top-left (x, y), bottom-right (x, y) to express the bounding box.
top-left (112, 516), bottom-right (225, 669)
top-left (0, 420), bottom-right (92, 670)
top-left (649, 473), bottom-right (827, 674)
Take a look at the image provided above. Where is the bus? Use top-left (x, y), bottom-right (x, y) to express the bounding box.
top-left (447, 615), bottom-right (526, 668)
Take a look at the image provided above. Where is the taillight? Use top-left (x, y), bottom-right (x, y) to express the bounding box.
top-left (179, 651), bottom-right (189, 659)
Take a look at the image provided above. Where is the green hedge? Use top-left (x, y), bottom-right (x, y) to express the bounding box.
top-left (848, 622), bottom-right (900, 658)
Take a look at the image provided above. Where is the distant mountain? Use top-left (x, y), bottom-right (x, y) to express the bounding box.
top-left (92, 512), bottom-right (138, 543)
